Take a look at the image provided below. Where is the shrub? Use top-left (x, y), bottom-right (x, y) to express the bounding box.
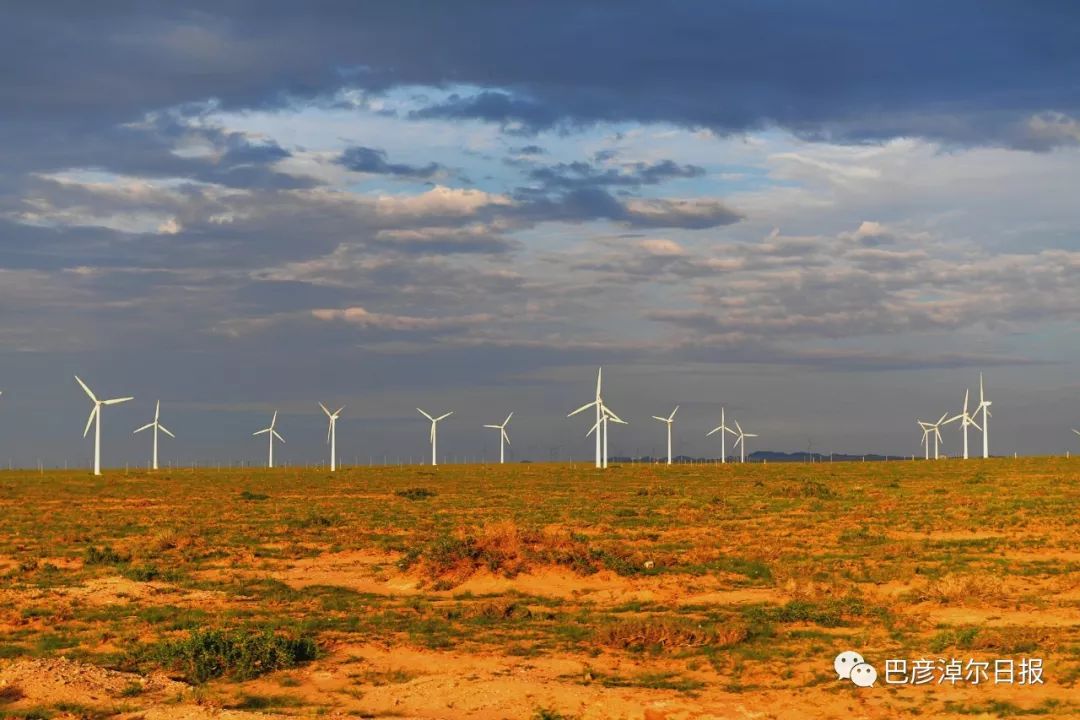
top-left (84, 545), bottom-right (129, 566)
top-left (395, 487), bottom-right (437, 500)
top-left (596, 616), bottom-right (747, 652)
top-left (145, 628), bottom-right (317, 683)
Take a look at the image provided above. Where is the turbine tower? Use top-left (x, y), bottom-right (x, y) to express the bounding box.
top-left (418, 408), bottom-right (452, 466)
top-left (924, 412), bottom-right (948, 459)
top-left (133, 400), bottom-right (174, 470)
top-left (917, 420), bottom-right (932, 460)
top-left (974, 373), bottom-right (992, 458)
top-left (75, 376), bottom-right (133, 476)
top-left (652, 406), bottom-right (679, 465)
top-left (945, 389), bottom-right (982, 460)
top-left (567, 368), bottom-right (605, 468)
top-left (587, 403), bottom-right (626, 468)
top-left (732, 419), bottom-right (758, 464)
top-left (706, 407), bottom-right (735, 463)
top-left (252, 411), bottom-right (284, 468)
top-left (319, 403), bottom-right (344, 471)
top-left (483, 412), bottom-right (513, 464)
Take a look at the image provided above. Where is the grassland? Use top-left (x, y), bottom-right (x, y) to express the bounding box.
top-left (0, 458), bottom-right (1076, 718)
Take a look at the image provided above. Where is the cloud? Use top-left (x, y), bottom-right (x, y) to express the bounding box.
top-left (337, 145), bottom-right (441, 178)
top-left (310, 306), bottom-right (493, 332)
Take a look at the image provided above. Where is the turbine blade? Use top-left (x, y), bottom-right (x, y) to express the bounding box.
top-left (417, 408), bottom-right (434, 421)
top-left (567, 401), bottom-right (596, 417)
top-left (484, 424), bottom-right (500, 429)
top-left (745, 433), bottom-right (759, 438)
top-left (596, 367), bottom-right (602, 397)
top-left (669, 405), bottom-right (679, 421)
top-left (272, 430), bottom-right (284, 443)
top-left (502, 429), bottom-right (510, 447)
top-left (334, 406), bottom-right (345, 416)
top-left (436, 412), bottom-right (453, 422)
top-left (968, 418), bottom-right (982, 432)
top-left (652, 416), bottom-right (667, 422)
top-left (586, 419), bottom-right (600, 437)
top-left (103, 396), bottom-right (133, 405)
top-left (1073, 429), bottom-right (1080, 436)
top-left (155, 400), bottom-right (160, 420)
top-left (603, 406), bottom-right (625, 423)
top-left (253, 428), bottom-right (270, 436)
top-left (74, 376), bottom-right (97, 403)
top-left (159, 425), bottom-right (175, 438)
top-left (937, 412), bottom-right (949, 425)
top-left (734, 419), bottom-right (743, 434)
top-left (133, 422), bottom-right (154, 434)
top-left (319, 402), bottom-right (332, 418)
top-left (83, 406), bottom-right (98, 438)
top-left (503, 411), bottom-right (513, 426)
top-left (327, 423), bottom-right (332, 444)
top-left (706, 426), bottom-right (721, 436)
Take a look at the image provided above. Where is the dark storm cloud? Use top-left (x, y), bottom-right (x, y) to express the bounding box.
top-left (511, 188), bottom-right (743, 229)
top-left (2, 2), bottom-right (1078, 156)
top-left (337, 146), bottom-right (441, 178)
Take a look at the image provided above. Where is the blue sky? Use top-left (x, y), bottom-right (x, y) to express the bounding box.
top-left (1, 2), bottom-right (1080, 466)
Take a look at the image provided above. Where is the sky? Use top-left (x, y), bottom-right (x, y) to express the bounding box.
top-left (2, 1), bottom-right (1080, 467)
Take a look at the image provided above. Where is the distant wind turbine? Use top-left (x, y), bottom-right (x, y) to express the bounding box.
top-left (974, 373), bottom-right (992, 458)
top-left (706, 407), bottom-right (735, 464)
top-left (732, 419), bottom-right (758, 464)
top-left (75, 376), bottom-right (132, 476)
top-left (917, 420), bottom-right (933, 460)
top-left (587, 402), bottom-right (626, 469)
top-left (418, 408), bottom-right (452, 466)
top-left (652, 406), bottom-right (679, 465)
top-left (319, 403), bottom-right (344, 471)
top-left (944, 389), bottom-right (982, 460)
top-left (483, 412), bottom-right (513, 464)
top-left (133, 400), bottom-right (174, 470)
top-left (923, 412), bottom-right (949, 459)
top-left (252, 411), bottom-right (284, 468)
top-left (568, 368), bottom-right (605, 468)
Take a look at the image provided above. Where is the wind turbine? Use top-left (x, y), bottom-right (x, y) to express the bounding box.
top-left (944, 389), bottom-right (982, 460)
top-left (252, 411), bottom-right (284, 468)
top-left (483, 412), bottom-right (513, 464)
top-left (706, 407), bottom-right (735, 463)
top-left (318, 403), bottom-right (344, 471)
top-left (652, 406), bottom-right (679, 465)
top-left (75, 376), bottom-right (133, 476)
top-left (732, 419), bottom-right (758, 464)
top-left (917, 420), bottom-right (932, 460)
top-left (418, 408), bottom-right (452, 466)
top-left (133, 400), bottom-right (174, 470)
top-left (587, 403), bottom-right (626, 469)
top-left (924, 412), bottom-right (948, 459)
top-left (568, 368), bottom-right (604, 468)
top-left (974, 373), bottom-right (992, 459)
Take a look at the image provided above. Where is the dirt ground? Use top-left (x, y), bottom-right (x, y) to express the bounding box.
top-left (0, 459), bottom-right (1076, 718)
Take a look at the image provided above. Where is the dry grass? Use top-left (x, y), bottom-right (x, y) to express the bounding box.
top-left (595, 617), bottom-right (748, 651)
top-left (914, 573), bottom-right (1009, 605)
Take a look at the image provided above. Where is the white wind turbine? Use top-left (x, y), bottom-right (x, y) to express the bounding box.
top-left (483, 412), bottom-right (513, 464)
top-left (974, 373), bottom-right (992, 459)
top-left (706, 407), bottom-right (735, 463)
top-left (252, 411), bottom-right (284, 468)
top-left (568, 368), bottom-right (605, 468)
top-left (587, 402), bottom-right (626, 469)
top-left (75, 376), bottom-right (133, 476)
top-left (732, 419), bottom-right (758, 464)
top-left (944, 389), bottom-right (982, 460)
top-left (133, 400), bottom-right (174, 470)
top-left (319, 403), bottom-right (344, 471)
top-left (917, 420), bottom-right (933, 460)
top-left (924, 412), bottom-right (948, 459)
top-left (652, 406), bottom-right (679, 465)
top-left (418, 408), bottom-right (452, 466)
